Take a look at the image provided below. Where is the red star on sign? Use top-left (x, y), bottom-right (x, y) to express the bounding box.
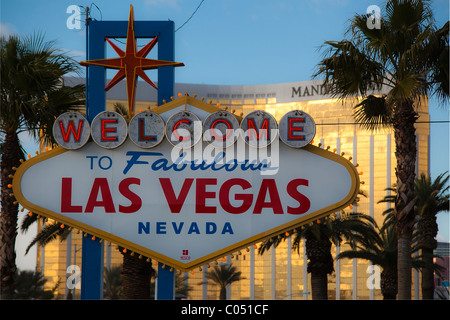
top-left (80, 5), bottom-right (184, 116)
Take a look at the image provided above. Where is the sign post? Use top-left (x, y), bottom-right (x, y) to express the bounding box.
top-left (81, 7), bottom-right (179, 299)
top-left (156, 264), bottom-right (175, 300)
top-left (80, 234), bottom-right (103, 299)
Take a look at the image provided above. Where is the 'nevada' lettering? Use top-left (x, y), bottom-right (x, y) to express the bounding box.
top-left (137, 221), bottom-right (234, 235)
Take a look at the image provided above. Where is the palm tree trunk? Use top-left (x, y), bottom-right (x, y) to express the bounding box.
top-left (381, 267), bottom-right (398, 299)
top-left (310, 272), bottom-right (328, 300)
top-left (397, 234), bottom-right (412, 299)
top-left (219, 287), bottom-right (227, 300)
top-left (120, 249), bottom-right (154, 299)
top-left (305, 230), bottom-right (334, 300)
top-left (418, 216), bottom-right (439, 299)
top-left (393, 99), bottom-right (418, 300)
top-left (421, 247), bottom-right (435, 299)
top-left (0, 129), bottom-right (24, 299)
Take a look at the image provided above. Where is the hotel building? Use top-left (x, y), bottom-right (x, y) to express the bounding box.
top-left (36, 78), bottom-right (430, 300)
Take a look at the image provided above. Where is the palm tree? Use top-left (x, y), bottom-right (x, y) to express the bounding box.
top-left (13, 269), bottom-right (58, 299)
top-left (414, 172), bottom-right (449, 299)
top-left (104, 266), bottom-right (123, 299)
top-left (314, 0), bottom-right (449, 299)
top-left (372, 182), bottom-right (447, 299)
top-left (259, 212), bottom-right (377, 299)
top-left (175, 272), bottom-right (193, 299)
top-left (201, 263), bottom-right (244, 300)
top-left (337, 216), bottom-right (399, 299)
top-left (0, 33), bottom-right (85, 299)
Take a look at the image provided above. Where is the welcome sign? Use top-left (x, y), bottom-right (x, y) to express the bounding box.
top-left (13, 96), bottom-right (359, 271)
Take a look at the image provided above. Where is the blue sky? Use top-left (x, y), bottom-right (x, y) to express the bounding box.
top-left (1, 0), bottom-right (449, 269)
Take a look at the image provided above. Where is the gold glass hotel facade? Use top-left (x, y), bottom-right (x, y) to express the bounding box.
top-left (37, 78), bottom-right (429, 300)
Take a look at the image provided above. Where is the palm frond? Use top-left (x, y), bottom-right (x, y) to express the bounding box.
top-left (259, 212), bottom-right (380, 258)
top-left (33, 84), bottom-right (86, 145)
top-left (428, 21), bottom-right (449, 102)
top-left (336, 250), bottom-right (385, 267)
top-left (24, 222), bottom-right (70, 254)
top-left (347, 13), bottom-right (392, 67)
top-left (203, 264), bottom-right (244, 287)
top-left (0, 33), bottom-right (85, 143)
top-left (113, 102), bottom-right (129, 117)
top-left (314, 0), bottom-right (447, 132)
top-left (353, 95), bottom-right (393, 130)
top-left (314, 40), bottom-right (386, 99)
top-left (415, 172), bottom-right (449, 217)
top-left (20, 212), bottom-right (38, 233)
top-left (385, 0), bottom-right (433, 33)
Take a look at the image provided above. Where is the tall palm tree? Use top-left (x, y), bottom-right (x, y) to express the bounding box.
top-left (337, 216), bottom-right (399, 299)
top-left (376, 182), bottom-right (449, 299)
top-left (414, 172), bottom-right (449, 299)
top-left (314, 0), bottom-right (449, 299)
top-left (202, 263), bottom-right (244, 300)
top-left (340, 182), bottom-right (447, 300)
top-left (259, 212), bottom-right (378, 299)
top-left (0, 33), bottom-right (85, 299)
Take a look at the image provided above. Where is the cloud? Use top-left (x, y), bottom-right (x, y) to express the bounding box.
top-left (0, 22), bottom-right (19, 37)
top-left (61, 48), bottom-right (86, 60)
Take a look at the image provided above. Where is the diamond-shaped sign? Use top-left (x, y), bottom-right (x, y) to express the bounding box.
top-left (13, 97), bottom-right (359, 271)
